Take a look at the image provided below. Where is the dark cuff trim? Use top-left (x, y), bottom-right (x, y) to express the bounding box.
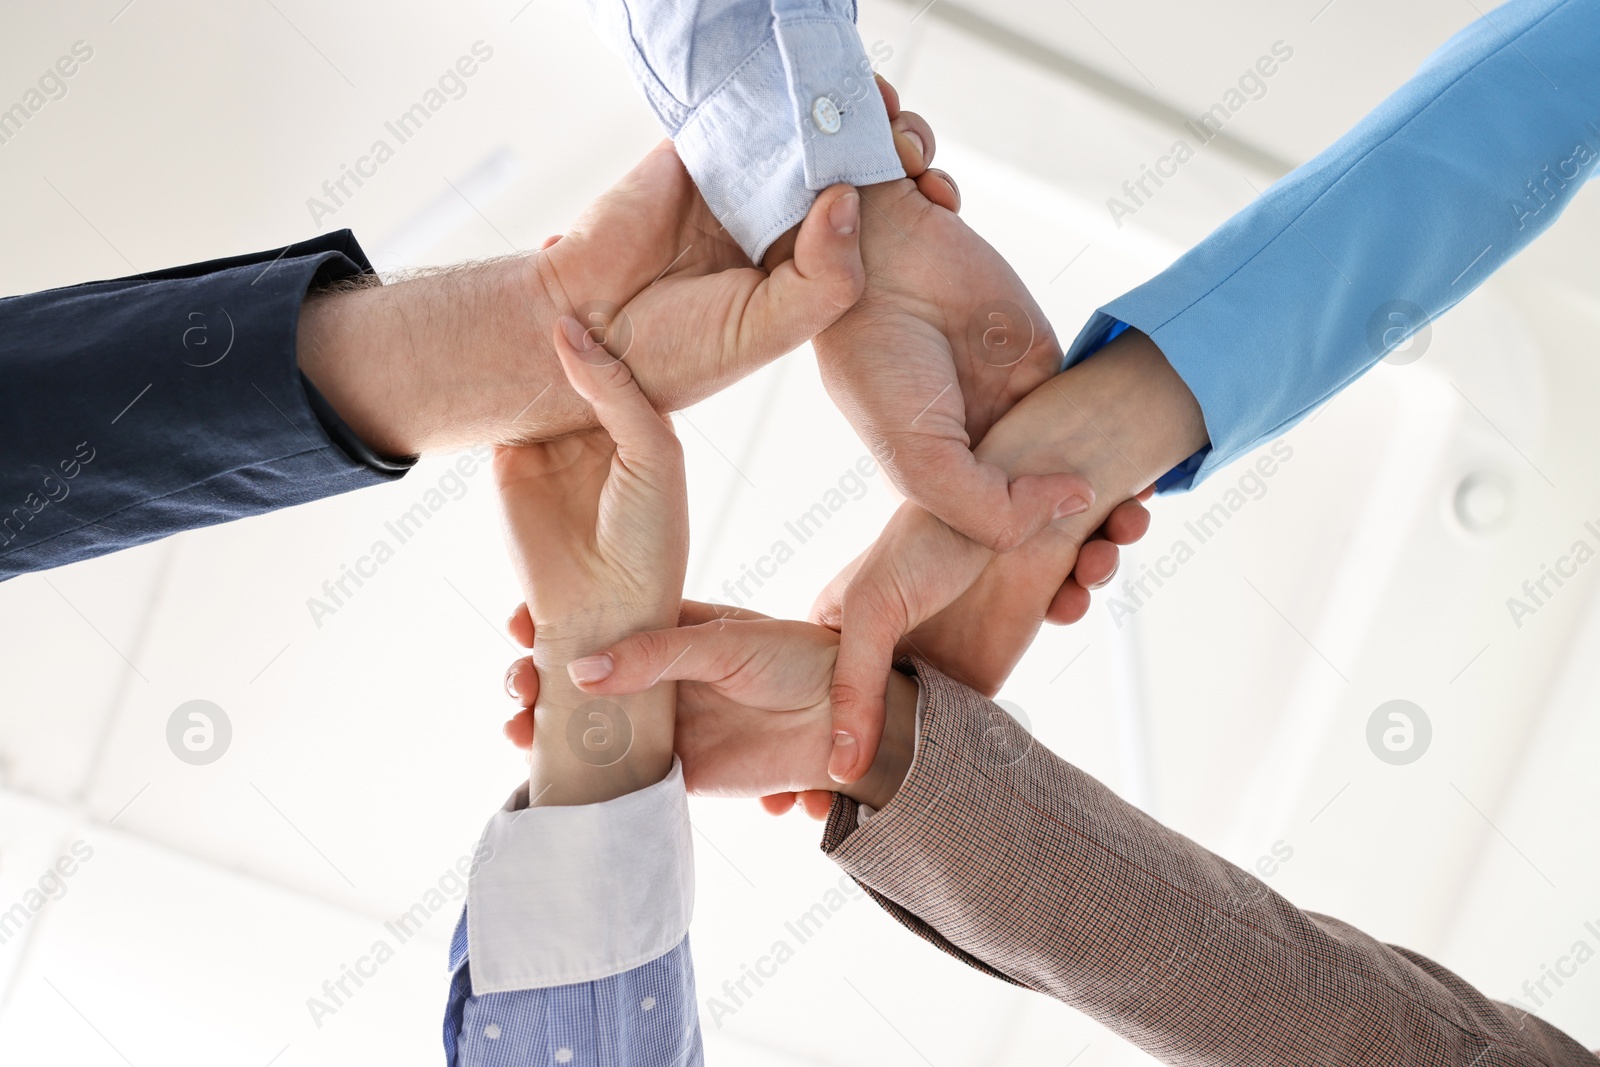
top-left (299, 371), bottom-right (416, 475)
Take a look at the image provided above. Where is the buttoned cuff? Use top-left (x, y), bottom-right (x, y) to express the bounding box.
top-left (466, 758), bottom-right (695, 993)
top-left (674, 10), bottom-right (903, 262)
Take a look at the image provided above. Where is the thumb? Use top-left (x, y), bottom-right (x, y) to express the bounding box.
top-left (809, 548), bottom-right (867, 630)
top-left (742, 185), bottom-right (865, 353)
top-left (896, 434), bottom-right (1095, 553)
top-left (827, 584), bottom-right (904, 783)
top-left (552, 315), bottom-right (680, 479)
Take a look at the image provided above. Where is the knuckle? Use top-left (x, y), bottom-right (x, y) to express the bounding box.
top-left (627, 629), bottom-right (672, 669)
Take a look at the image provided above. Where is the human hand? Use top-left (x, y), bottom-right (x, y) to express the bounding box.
top-left (812, 489), bottom-right (1153, 692)
top-left (492, 316), bottom-right (689, 805)
top-left (297, 144), bottom-right (864, 458)
top-left (811, 167), bottom-right (1091, 557)
top-left (531, 143), bottom-right (864, 432)
top-left (820, 329), bottom-right (1209, 782)
top-left (501, 602), bottom-right (916, 812)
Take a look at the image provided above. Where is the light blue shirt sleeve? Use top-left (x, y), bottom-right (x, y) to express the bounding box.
top-left (585, 0), bottom-right (905, 261)
top-left (443, 760), bottom-right (700, 1064)
top-left (444, 912), bottom-right (703, 1066)
top-left (1064, 0), bottom-right (1600, 491)
top-left (448, 908), bottom-right (704, 1067)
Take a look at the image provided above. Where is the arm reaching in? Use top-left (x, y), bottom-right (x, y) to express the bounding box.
top-left (491, 314), bottom-right (692, 805)
top-left (300, 142), bottom-right (864, 461)
top-left (502, 600), bottom-right (914, 814)
top-left (444, 307), bottom-right (706, 1065)
top-left (1, 143), bottom-right (861, 580)
top-left (501, 618), bottom-right (1599, 1066)
top-left (823, 328), bottom-right (1207, 782)
top-left (816, 0), bottom-right (1600, 782)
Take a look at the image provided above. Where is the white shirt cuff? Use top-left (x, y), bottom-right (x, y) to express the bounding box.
top-left (466, 758), bottom-right (695, 993)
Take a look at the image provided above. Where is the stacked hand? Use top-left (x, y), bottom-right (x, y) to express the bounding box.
top-left (491, 74), bottom-right (1202, 814)
top-left (501, 602), bottom-right (916, 814)
top-left (491, 312), bottom-right (690, 806)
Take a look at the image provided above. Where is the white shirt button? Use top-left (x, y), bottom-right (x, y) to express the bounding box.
top-left (810, 96), bottom-right (842, 134)
top-left (555, 1049), bottom-right (574, 1064)
top-left (640, 996), bottom-right (656, 1011)
top-left (483, 1023), bottom-right (501, 1040)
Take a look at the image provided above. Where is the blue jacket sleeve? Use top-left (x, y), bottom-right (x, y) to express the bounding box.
top-left (0, 230), bottom-right (408, 580)
top-left (444, 909), bottom-right (703, 1067)
top-left (1064, 0), bottom-right (1600, 491)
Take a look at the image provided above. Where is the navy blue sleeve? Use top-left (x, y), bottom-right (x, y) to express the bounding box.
top-left (0, 229), bottom-right (410, 580)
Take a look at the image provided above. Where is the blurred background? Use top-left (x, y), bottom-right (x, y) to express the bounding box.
top-left (1, 0), bottom-right (1597, 1063)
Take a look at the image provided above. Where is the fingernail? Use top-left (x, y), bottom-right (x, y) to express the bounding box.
top-left (830, 190), bottom-right (859, 236)
top-left (567, 654), bottom-right (614, 685)
top-left (901, 130), bottom-right (924, 161)
top-left (827, 732), bottom-right (858, 783)
top-left (504, 667), bottom-right (521, 700)
top-left (939, 172), bottom-right (959, 200)
top-left (560, 314), bottom-right (597, 352)
top-left (1054, 495), bottom-right (1091, 520)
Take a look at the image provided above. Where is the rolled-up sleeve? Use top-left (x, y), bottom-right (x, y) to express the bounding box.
top-left (1064, 0), bottom-right (1600, 492)
top-left (586, 0), bottom-right (904, 260)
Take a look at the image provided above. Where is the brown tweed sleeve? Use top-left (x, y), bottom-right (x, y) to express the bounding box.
top-left (822, 659), bottom-right (1597, 1067)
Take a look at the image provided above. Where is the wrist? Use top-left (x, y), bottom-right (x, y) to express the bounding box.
top-left (296, 252), bottom-right (583, 456)
top-left (837, 668), bottom-right (918, 811)
top-left (529, 669), bottom-right (675, 807)
top-left (975, 329), bottom-right (1207, 504)
top-left (527, 617), bottom-right (678, 807)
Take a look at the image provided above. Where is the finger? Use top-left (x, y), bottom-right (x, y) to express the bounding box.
top-left (745, 184), bottom-right (866, 348)
top-left (760, 793), bottom-right (797, 816)
top-left (552, 315), bottom-right (681, 476)
top-left (539, 234), bottom-right (563, 250)
top-left (507, 603), bottom-right (534, 648)
top-left (1044, 580), bottom-right (1092, 626)
top-left (894, 437), bottom-right (1095, 553)
top-left (1100, 496), bottom-right (1152, 546)
top-left (566, 620), bottom-right (763, 694)
top-left (504, 707), bottom-right (535, 749)
top-left (678, 600), bottom-right (773, 627)
top-left (1073, 538), bottom-right (1121, 590)
top-left (505, 656), bottom-right (538, 706)
top-left (874, 73), bottom-right (901, 118)
top-left (828, 587), bottom-right (904, 783)
top-left (808, 550), bottom-right (867, 630)
top-left (890, 110), bottom-right (935, 176)
top-left (916, 168), bottom-right (960, 214)
top-left (798, 790), bottom-right (835, 820)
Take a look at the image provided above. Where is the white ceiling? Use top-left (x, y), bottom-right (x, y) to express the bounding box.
top-left (1, 1), bottom-right (1598, 1064)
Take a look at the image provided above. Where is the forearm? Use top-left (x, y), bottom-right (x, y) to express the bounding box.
top-left (825, 664), bottom-right (1600, 1066)
top-left (0, 231), bottom-right (392, 580)
top-left (296, 252), bottom-right (595, 458)
top-left (976, 328), bottom-right (1207, 513)
top-left (1067, 0), bottom-right (1600, 490)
